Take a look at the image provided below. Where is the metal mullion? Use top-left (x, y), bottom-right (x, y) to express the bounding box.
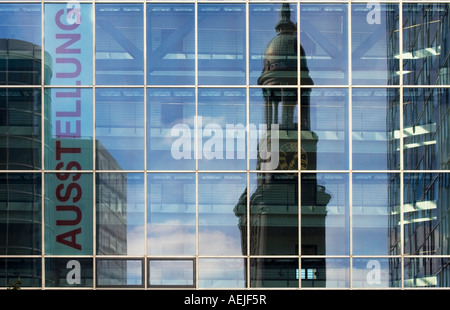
top-left (399, 0), bottom-right (405, 290)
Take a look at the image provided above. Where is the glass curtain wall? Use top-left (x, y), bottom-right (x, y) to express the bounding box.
top-left (0, 1), bottom-right (449, 290)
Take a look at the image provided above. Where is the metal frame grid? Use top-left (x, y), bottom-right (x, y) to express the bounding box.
top-left (0, 0), bottom-right (449, 290)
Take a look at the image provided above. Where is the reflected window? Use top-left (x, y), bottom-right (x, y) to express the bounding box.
top-left (352, 173), bottom-right (400, 255)
top-left (403, 88), bottom-right (449, 170)
top-left (198, 173), bottom-right (247, 256)
top-left (351, 3), bottom-right (399, 85)
top-left (147, 88), bottom-right (195, 170)
top-left (403, 4), bottom-right (450, 85)
top-left (404, 257), bottom-right (450, 288)
top-left (307, 88), bottom-right (348, 170)
top-left (0, 258), bottom-right (41, 288)
top-left (0, 4), bottom-right (41, 85)
top-left (352, 88), bottom-right (400, 170)
top-left (198, 4), bottom-right (246, 85)
top-left (96, 258), bottom-right (143, 288)
top-left (404, 173), bottom-right (450, 256)
top-left (0, 88), bottom-right (41, 170)
top-left (147, 173), bottom-right (196, 256)
top-left (95, 4), bottom-right (144, 85)
top-left (248, 173), bottom-right (298, 256)
top-left (0, 173), bottom-right (41, 255)
top-left (300, 4), bottom-right (348, 85)
top-left (44, 173), bottom-right (93, 255)
top-left (352, 258), bottom-right (401, 288)
top-left (249, 4), bottom-right (298, 86)
top-left (301, 258), bottom-right (349, 288)
top-left (45, 258), bottom-right (93, 288)
top-left (198, 88), bottom-right (246, 170)
top-left (301, 173), bottom-right (348, 256)
top-left (95, 88), bottom-right (144, 171)
top-left (250, 258), bottom-right (298, 288)
top-left (44, 3), bottom-right (93, 86)
top-left (96, 173), bottom-right (145, 256)
top-left (147, 4), bottom-right (195, 85)
top-left (198, 258), bottom-right (246, 288)
top-left (149, 259), bottom-right (195, 288)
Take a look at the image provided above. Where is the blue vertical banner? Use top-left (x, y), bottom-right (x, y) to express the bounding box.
top-left (44, 2), bottom-right (94, 255)
top-left (44, 2), bottom-right (93, 86)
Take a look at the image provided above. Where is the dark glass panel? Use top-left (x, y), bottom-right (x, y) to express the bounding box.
top-left (0, 258), bottom-right (41, 288)
top-left (45, 258), bottom-right (93, 288)
top-left (404, 257), bottom-right (450, 288)
top-left (0, 173), bottom-right (41, 255)
top-left (0, 88), bottom-right (41, 170)
top-left (96, 258), bottom-right (143, 287)
top-left (403, 4), bottom-right (450, 85)
top-left (301, 258), bottom-right (349, 288)
top-left (250, 258), bottom-right (298, 288)
top-left (248, 173), bottom-right (298, 256)
top-left (404, 173), bottom-right (450, 256)
top-left (403, 88), bottom-right (449, 170)
top-left (301, 173), bottom-right (349, 255)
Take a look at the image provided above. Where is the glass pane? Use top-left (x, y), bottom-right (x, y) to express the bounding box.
top-left (352, 173), bottom-right (400, 255)
top-left (198, 88), bottom-right (246, 170)
top-left (0, 4), bottom-right (42, 85)
top-left (249, 88), bottom-right (301, 171)
top-left (0, 173), bottom-right (41, 255)
top-left (404, 257), bottom-right (450, 288)
top-left (147, 4), bottom-right (195, 85)
top-left (96, 173), bottom-right (145, 255)
top-left (351, 3), bottom-right (399, 85)
top-left (95, 88), bottom-right (144, 170)
top-left (198, 4), bottom-right (246, 85)
top-left (301, 258), bottom-right (349, 288)
top-left (352, 88), bottom-right (400, 170)
top-left (44, 173), bottom-right (93, 255)
top-left (249, 4), bottom-right (299, 86)
top-left (198, 258), bottom-right (246, 288)
top-left (147, 173), bottom-right (196, 255)
top-left (404, 173), bottom-right (450, 256)
top-left (248, 173), bottom-right (298, 255)
top-left (0, 258), bottom-right (41, 288)
top-left (95, 4), bottom-right (143, 85)
top-left (250, 258), bottom-right (298, 288)
top-left (300, 4), bottom-right (348, 85)
top-left (307, 88), bottom-right (348, 170)
top-left (44, 87), bottom-right (93, 170)
top-left (147, 88), bottom-right (195, 170)
top-left (45, 258), bottom-right (93, 288)
top-left (301, 173), bottom-right (349, 255)
top-left (352, 258), bottom-right (401, 288)
top-left (403, 88), bottom-right (449, 170)
top-left (0, 88), bottom-right (41, 170)
top-left (96, 259), bottom-right (143, 287)
top-left (403, 4), bottom-right (450, 85)
top-left (44, 3), bottom-right (93, 86)
top-left (198, 173), bottom-right (246, 256)
top-left (149, 259), bottom-right (194, 288)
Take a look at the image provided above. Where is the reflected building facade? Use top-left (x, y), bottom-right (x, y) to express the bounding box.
top-left (0, 1), bottom-right (449, 290)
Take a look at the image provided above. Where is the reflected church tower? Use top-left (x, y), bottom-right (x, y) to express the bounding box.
top-left (235, 4), bottom-right (330, 287)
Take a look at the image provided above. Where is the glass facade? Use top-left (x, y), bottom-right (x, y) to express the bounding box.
top-left (0, 0), bottom-right (449, 290)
